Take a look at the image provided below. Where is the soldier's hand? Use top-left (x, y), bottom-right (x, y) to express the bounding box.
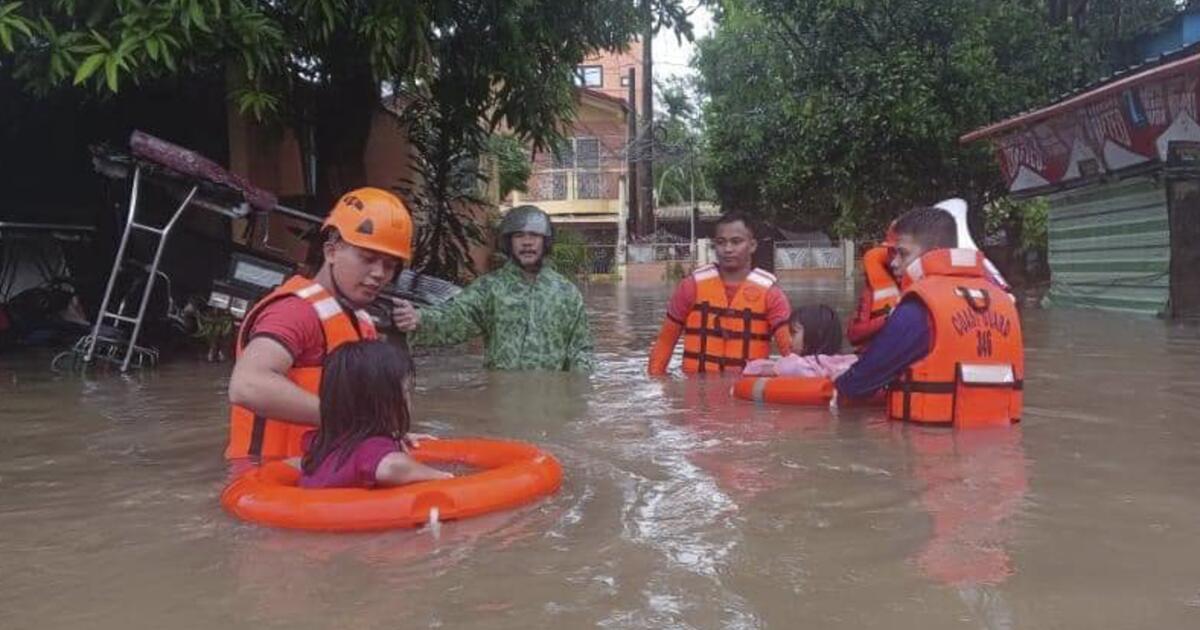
top-left (391, 297), bottom-right (421, 332)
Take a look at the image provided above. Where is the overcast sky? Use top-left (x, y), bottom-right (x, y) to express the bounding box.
top-left (652, 4), bottom-right (714, 86)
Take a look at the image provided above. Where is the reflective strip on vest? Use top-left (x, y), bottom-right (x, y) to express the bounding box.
top-left (960, 363), bottom-right (1015, 385)
top-left (747, 269), bottom-right (776, 288)
top-left (295, 284), bottom-right (323, 299)
top-left (905, 258), bottom-right (925, 283)
top-left (950, 248), bottom-right (977, 267)
top-left (693, 265), bottom-right (719, 282)
top-left (312, 296), bottom-right (342, 321)
top-left (873, 286), bottom-right (900, 301)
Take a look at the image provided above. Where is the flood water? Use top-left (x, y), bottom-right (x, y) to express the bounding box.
top-left (3, 278), bottom-right (1200, 629)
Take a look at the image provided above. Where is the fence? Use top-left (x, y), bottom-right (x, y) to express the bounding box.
top-left (581, 244), bottom-right (620, 275)
top-left (626, 242), bottom-right (695, 263)
top-left (773, 240), bottom-right (844, 271)
top-left (563, 240), bottom-right (848, 277)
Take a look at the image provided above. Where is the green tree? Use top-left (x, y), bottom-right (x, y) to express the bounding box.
top-left (486, 134), bottom-right (532, 200)
top-left (1047, 0), bottom-right (1180, 74)
top-left (696, 0), bottom-right (1175, 238)
top-left (2, 0), bottom-right (691, 276)
top-left (653, 76), bottom-right (715, 207)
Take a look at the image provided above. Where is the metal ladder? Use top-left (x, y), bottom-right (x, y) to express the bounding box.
top-left (81, 166), bottom-right (198, 371)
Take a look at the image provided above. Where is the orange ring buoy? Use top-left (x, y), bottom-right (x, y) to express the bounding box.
top-left (732, 376), bottom-right (835, 406)
top-left (732, 376), bottom-right (887, 407)
top-left (221, 438), bottom-right (562, 532)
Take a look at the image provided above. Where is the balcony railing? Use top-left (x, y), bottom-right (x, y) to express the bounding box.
top-left (523, 169), bottom-right (623, 202)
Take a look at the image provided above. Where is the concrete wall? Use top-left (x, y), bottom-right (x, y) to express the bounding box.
top-left (1043, 176), bottom-right (1170, 315)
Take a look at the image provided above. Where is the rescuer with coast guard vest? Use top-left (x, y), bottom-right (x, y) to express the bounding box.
top-left (834, 207), bottom-right (1024, 427)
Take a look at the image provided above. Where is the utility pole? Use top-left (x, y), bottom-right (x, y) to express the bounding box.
top-left (638, 0), bottom-right (655, 237)
top-left (626, 67), bottom-right (639, 237)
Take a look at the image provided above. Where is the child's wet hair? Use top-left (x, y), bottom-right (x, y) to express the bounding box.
top-left (791, 304), bottom-right (843, 356)
top-left (302, 340), bottom-right (414, 475)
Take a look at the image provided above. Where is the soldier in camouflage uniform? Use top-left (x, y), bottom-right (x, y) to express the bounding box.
top-left (393, 205), bottom-right (595, 372)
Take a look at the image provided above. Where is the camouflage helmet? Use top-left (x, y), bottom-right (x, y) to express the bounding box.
top-left (498, 205), bottom-right (554, 255)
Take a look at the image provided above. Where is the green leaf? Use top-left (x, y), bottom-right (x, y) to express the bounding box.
top-left (105, 56), bottom-right (119, 92)
top-left (0, 24), bottom-right (11, 52)
top-left (9, 16), bottom-right (30, 38)
top-left (89, 29), bottom-right (111, 49)
top-left (189, 0), bottom-right (209, 32)
top-left (145, 36), bottom-right (159, 60)
top-left (72, 52), bottom-right (105, 84)
top-left (115, 35), bottom-right (137, 58)
top-left (160, 44), bottom-right (176, 71)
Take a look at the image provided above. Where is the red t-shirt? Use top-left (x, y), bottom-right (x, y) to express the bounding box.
top-left (245, 296), bottom-right (326, 367)
top-left (666, 275), bottom-right (792, 330)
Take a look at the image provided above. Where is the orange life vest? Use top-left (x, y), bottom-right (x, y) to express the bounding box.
top-left (225, 275), bottom-right (377, 460)
top-left (863, 246), bottom-right (900, 319)
top-left (682, 265), bottom-right (776, 374)
top-left (848, 246), bottom-right (901, 349)
top-left (888, 249), bottom-right (1023, 428)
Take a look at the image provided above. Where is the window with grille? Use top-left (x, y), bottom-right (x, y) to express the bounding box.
top-left (575, 139), bottom-right (599, 168)
top-left (575, 138), bottom-right (601, 199)
top-left (552, 141), bottom-right (574, 169)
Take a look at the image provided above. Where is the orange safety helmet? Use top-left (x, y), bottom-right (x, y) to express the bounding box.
top-left (322, 187), bottom-right (414, 261)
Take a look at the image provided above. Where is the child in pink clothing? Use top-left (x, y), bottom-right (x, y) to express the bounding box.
top-left (743, 305), bottom-right (859, 379)
top-left (300, 340), bottom-right (452, 489)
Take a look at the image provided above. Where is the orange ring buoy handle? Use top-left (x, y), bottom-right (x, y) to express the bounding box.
top-left (732, 376), bottom-right (835, 406)
top-left (220, 438), bottom-right (563, 532)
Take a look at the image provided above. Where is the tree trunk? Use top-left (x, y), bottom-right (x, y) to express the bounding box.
top-left (638, 0), bottom-right (655, 236)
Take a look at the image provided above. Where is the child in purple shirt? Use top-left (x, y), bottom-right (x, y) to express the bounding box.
top-left (300, 340), bottom-right (452, 489)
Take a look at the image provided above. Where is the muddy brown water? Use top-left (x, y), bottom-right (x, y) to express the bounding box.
top-left (3, 279), bottom-right (1200, 629)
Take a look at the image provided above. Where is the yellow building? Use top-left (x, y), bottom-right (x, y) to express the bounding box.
top-left (505, 88), bottom-right (631, 247)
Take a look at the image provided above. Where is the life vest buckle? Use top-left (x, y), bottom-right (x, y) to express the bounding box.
top-left (956, 286), bottom-right (991, 313)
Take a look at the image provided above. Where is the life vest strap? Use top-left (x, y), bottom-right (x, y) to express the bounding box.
top-left (248, 414), bottom-right (267, 458)
top-left (688, 303), bottom-right (769, 320)
top-left (682, 351), bottom-right (747, 369)
top-left (684, 327), bottom-right (771, 342)
top-left (740, 308), bottom-right (752, 361)
top-left (900, 378), bottom-right (1024, 394)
